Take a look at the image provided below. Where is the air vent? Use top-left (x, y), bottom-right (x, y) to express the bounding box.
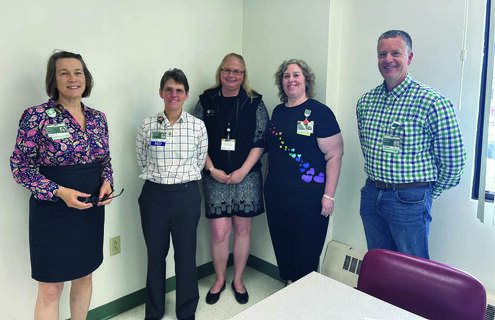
top-left (342, 254), bottom-right (362, 275)
top-left (321, 241), bottom-right (365, 287)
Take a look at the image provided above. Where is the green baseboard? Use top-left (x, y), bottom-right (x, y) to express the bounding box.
top-left (86, 289), bottom-right (146, 320)
top-left (81, 254), bottom-right (276, 320)
top-left (246, 254), bottom-right (283, 282)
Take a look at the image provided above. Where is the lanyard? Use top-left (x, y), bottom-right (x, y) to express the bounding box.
top-left (220, 94), bottom-right (239, 139)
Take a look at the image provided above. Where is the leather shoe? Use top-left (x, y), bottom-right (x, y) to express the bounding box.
top-left (205, 281), bottom-right (226, 304)
top-left (231, 281), bottom-right (249, 304)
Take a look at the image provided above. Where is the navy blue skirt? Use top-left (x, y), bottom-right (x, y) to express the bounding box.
top-left (29, 163), bottom-right (104, 282)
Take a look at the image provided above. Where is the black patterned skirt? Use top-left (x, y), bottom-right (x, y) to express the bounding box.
top-left (29, 163), bottom-right (104, 282)
top-left (203, 170), bottom-right (264, 219)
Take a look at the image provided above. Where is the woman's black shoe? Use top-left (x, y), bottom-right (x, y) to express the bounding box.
top-left (205, 281), bottom-right (226, 304)
top-left (231, 281), bottom-right (249, 304)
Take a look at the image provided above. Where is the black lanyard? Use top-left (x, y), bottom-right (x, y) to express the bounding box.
top-left (219, 94), bottom-right (239, 139)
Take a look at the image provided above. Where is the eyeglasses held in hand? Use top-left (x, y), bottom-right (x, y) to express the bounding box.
top-left (80, 188), bottom-right (124, 206)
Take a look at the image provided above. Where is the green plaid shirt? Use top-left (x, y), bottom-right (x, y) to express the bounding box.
top-left (356, 75), bottom-right (466, 198)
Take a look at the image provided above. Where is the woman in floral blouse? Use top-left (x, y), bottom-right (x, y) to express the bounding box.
top-left (10, 50), bottom-right (113, 319)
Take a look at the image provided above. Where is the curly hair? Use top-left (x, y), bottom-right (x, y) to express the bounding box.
top-left (274, 59), bottom-right (315, 103)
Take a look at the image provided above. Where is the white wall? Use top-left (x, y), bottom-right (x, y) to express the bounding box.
top-left (326, 0), bottom-right (495, 294)
top-left (244, 0), bottom-right (495, 294)
top-left (242, 0), bottom-right (333, 266)
top-left (2, 0), bottom-right (495, 318)
top-left (0, 1), bottom-right (242, 318)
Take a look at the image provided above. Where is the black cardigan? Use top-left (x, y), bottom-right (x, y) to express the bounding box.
top-left (199, 86), bottom-right (264, 174)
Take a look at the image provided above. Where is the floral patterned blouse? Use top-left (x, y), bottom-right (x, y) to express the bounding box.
top-left (10, 99), bottom-right (113, 201)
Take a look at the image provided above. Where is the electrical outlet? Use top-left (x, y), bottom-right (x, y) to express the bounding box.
top-left (110, 236), bottom-right (121, 256)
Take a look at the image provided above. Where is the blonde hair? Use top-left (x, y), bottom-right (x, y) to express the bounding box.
top-left (212, 53), bottom-right (257, 99)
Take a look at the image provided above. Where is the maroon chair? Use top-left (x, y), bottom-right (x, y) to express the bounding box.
top-left (357, 249), bottom-right (486, 320)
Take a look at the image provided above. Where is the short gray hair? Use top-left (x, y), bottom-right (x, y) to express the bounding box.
top-left (378, 30), bottom-right (412, 52)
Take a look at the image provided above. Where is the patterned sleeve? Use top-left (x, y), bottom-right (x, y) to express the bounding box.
top-left (136, 118), bottom-right (149, 173)
top-left (197, 120), bottom-right (208, 169)
top-left (427, 97), bottom-right (466, 198)
top-left (252, 99), bottom-right (269, 147)
top-left (98, 112), bottom-right (113, 185)
top-left (356, 97), bottom-right (366, 158)
top-left (10, 107), bottom-right (59, 201)
top-left (192, 100), bottom-right (204, 120)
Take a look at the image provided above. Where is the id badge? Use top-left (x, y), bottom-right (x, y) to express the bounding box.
top-left (46, 123), bottom-right (70, 140)
top-left (296, 121), bottom-right (314, 136)
top-left (151, 131), bottom-right (167, 146)
top-left (382, 135), bottom-right (401, 153)
top-left (221, 139), bottom-right (236, 151)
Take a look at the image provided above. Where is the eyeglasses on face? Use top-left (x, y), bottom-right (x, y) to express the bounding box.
top-left (220, 68), bottom-right (244, 76)
top-left (80, 188), bottom-right (125, 206)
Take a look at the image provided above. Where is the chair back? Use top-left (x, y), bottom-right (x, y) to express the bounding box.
top-left (357, 249), bottom-right (486, 320)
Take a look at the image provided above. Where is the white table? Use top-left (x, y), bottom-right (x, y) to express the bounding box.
top-left (230, 272), bottom-right (426, 320)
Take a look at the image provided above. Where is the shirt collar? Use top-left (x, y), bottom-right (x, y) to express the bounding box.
top-left (381, 74), bottom-right (412, 98)
top-left (158, 111), bottom-right (185, 125)
top-left (48, 98), bottom-right (88, 113)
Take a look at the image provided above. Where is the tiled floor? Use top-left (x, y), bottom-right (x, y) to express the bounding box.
top-left (111, 266), bottom-right (284, 320)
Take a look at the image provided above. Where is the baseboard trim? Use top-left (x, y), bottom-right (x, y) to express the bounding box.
top-left (246, 254), bottom-right (282, 282)
top-left (82, 254), bottom-right (276, 320)
top-left (86, 289), bottom-right (146, 320)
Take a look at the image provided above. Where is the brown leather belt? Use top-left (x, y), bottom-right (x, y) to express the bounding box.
top-left (372, 180), bottom-right (430, 190)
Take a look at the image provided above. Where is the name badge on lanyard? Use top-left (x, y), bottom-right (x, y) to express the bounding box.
top-left (221, 124), bottom-right (236, 151)
top-left (151, 131), bottom-right (167, 146)
top-left (46, 123), bottom-right (70, 140)
top-left (221, 139), bottom-right (236, 151)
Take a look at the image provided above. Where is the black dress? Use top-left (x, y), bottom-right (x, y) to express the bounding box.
top-left (194, 86), bottom-right (269, 218)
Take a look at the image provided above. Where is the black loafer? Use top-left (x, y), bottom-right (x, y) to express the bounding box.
top-left (205, 281), bottom-right (226, 304)
top-left (231, 281), bottom-right (249, 304)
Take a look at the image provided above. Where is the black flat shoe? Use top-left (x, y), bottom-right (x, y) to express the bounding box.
top-left (205, 281), bottom-right (226, 304)
top-left (231, 281), bottom-right (249, 304)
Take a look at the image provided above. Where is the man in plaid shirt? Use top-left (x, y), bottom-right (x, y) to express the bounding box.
top-left (356, 30), bottom-right (466, 259)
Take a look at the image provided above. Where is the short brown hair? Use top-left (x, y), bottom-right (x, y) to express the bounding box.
top-left (274, 59), bottom-right (315, 103)
top-left (45, 50), bottom-right (93, 100)
top-left (160, 68), bottom-right (189, 93)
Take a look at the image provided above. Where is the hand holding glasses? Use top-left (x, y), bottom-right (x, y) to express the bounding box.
top-left (78, 188), bottom-right (124, 206)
